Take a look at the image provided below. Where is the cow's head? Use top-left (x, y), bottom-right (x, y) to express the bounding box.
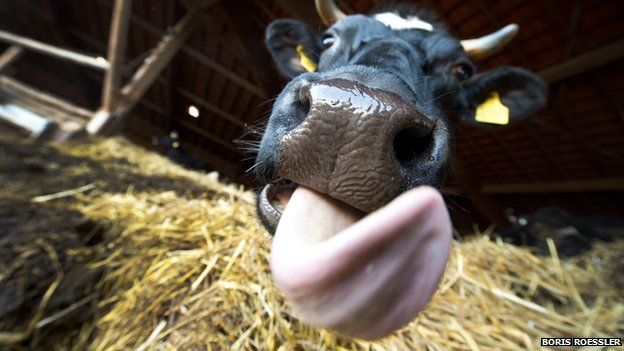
top-left (254, 0), bottom-right (548, 340)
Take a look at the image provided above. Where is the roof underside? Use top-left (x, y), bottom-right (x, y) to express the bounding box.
top-left (0, 0), bottom-right (623, 229)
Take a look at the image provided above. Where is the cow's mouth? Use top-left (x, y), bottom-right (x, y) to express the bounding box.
top-left (259, 180), bottom-right (452, 340)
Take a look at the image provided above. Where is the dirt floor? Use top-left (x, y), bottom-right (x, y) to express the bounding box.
top-left (0, 132), bottom-right (622, 350)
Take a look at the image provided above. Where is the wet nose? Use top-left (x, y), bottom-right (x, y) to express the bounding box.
top-left (278, 78), bottom-right (435, 213)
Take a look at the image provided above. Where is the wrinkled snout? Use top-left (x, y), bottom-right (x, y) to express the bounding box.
top-left (278, 78), bottom-right (442, 213)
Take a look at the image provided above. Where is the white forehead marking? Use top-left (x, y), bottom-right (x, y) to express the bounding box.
top-left (373, 12), bottom-right (434, 32)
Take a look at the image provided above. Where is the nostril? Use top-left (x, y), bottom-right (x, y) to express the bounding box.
top-left (294, 87), bottom-right (311, 123)
top-left (393, 127), bottom-right (433, 165)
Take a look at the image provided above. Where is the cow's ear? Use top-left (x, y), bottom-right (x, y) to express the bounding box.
top-left (266, 19), bottom-right (322, 78)
top-left (456, 66), bottom-right (548, 127)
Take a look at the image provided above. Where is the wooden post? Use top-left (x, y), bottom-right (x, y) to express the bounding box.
top-left (101, 0), bottom-right (133, 113)
top-left (0, 46), bottom-right (24, 72)
top-left (120, 11), bottom-right (197, 107)
top-left (96, 0), bottom-right (266, 99)
top-left (0, 30), bottom-right (109, 70)
top-left (88, 2), bottom-right (218, 136)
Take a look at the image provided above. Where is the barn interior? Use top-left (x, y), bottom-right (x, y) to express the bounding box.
top-left (1, 0), bottom-right (623, 229)
top-left (0, 0), bottom-right (623, 350)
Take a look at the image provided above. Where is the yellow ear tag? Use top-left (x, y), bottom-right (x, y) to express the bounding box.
top-left (475, 92), bottom-right (510, 125)
top-left (296, 44), bottom-right (317, 73)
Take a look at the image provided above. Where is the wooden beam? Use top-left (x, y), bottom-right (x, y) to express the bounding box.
top-left (450, 155), bottom-right (509, 227)
top-left (101, 0), bottom-right (133, 112)
top-left (0, 75), bottom-right (91, 140)
top-left (0, 46), bottom-right (24, 72)
top-left (482, 178), bottom-right (624, 194)
top-left (120, 10), bottom-right (199, 109)
top-left (95, 0), bottom-right (267, 99)
top-left (538, 39), bottom-right (624, 83)
top-left (0, 103), bottom-right (55, 139)
top-left (88, 3), bottom-right (213, 135)
top-left (0, 75), bottom-right (93, 121)
top-left (0, 29), bottom-right (109, 71)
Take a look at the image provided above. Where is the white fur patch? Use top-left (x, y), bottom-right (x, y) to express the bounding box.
top-left (373, 12), bottom-right (434, 32)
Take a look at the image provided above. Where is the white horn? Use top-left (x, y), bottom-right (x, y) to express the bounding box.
top-left (461, 24), bottom-right (519, 60)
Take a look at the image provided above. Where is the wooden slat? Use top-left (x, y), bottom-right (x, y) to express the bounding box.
top-left (95, 0), bottom-right (267, 99)
top-left (0, 46), bottom-right (24, 72)
top-left (0, 75), bottom-right (92, 140)
top-left (120, 10), bottom-right (198, 109)
top-left (88, 2), bottom-right (214, 135)
top-left (0, 75), bottom-right (93, 121)
top-left (101, 0), bottom-right (133, 112)
top-left (0, 29), bottom-right (109, 70)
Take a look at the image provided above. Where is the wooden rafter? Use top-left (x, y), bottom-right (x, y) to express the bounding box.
top-left (0, 46), bottom-right (24, 73)
top-left (0, 75), bottom-right (93, 121)
top-left (0, 29), bottom-right (109, 71)
top-left (0, 75), bottom-right (92, 140)
top-left (88, 1), bottom-right (220, 135)
top-left (101, 0), bottom-right (133, 113)
top-left (95, 0), bottom-right (267, 99)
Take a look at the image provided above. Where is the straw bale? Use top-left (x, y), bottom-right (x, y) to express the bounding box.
top-left (0, 134), bottom-right (622, 350)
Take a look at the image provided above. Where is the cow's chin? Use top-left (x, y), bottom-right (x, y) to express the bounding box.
top-left (259, 181), bottom-right (453, 340)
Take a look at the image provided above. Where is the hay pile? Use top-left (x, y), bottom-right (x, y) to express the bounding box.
top-left (0, 134), bottom-right (622, 350)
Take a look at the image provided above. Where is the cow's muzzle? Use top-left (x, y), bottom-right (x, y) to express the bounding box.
top-left (278, 78), bottom-right (438, 213)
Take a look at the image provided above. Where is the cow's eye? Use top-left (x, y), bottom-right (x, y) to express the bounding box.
top-left (451, 63), bottom-right (473, 81)
top-left (322, 34), bottom-right (336, 49)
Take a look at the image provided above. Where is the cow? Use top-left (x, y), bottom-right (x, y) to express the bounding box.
top-left (253, 0), bottom-right (548, 340)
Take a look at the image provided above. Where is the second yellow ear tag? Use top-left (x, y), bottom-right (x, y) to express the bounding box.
top-left (296, 44), bottom-right (317, 73)
top-left (475, 92), bottom-right (509, 125)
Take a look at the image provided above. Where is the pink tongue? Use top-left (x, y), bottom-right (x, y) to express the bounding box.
top-left (271, 186), bottom-right (452, 340)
